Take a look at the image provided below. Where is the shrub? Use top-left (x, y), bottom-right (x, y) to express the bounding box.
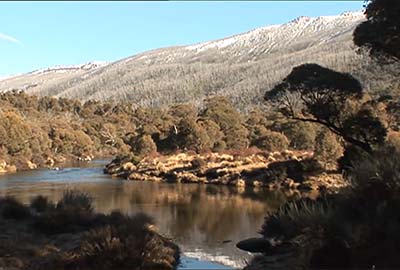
top-left (314, 129), bottom-right (343, 170)
top-left (57, 190), bottom-right (93, 213)
top-left (113, 153), bottom-right (142, 166)
top-left (190, 157), bottom-right (206, 169)
top-left (213, 140), bottom-right (226, 152)
top-left (49, 126), bottom-right (94, 157)
top-left (253, 130), bottom-right (289, 152)
top-left (33, 190), bottom-right (95, 234)
top-left (136, 135), bottom-right (157, 156)
top-left (198, 119), bottom-right (225, 151)
top-left (261, 198), bottom-right (336, 240)
top-left (201, 96), bottom-right (250, 149)
top-left (30, 195), bottom-right (53, 213)
top-left (338, 145), bottom-right (370, 173)
top-left (387, 131), bottom-right (400, 152)
top-left (172, 117), bottom-right (210, 152)
top-left (266, 158), bottom-right (322, 183)
top-left (280, 121), bottom-right (317, 150)
top-left (348, 146), bottom-right (400, 202)
top-left (34, 207), bottom-right (94, 234)
top-left (224, 125), bottom-right (250, 149)
top-left (78, 213), bottom-right (178, 269)
top-left (0, 196), bottom-right (31, 220)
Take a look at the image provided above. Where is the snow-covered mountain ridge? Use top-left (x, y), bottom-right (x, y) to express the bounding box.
top-left (29, 61), bottom-right (109, 76)
top-left (183, 11), bottom-right (364, 54)
top-left (2, 10), bottom-right (396, 110)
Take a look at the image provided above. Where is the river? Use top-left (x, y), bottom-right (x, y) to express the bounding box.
top-left (0, 159), bottom-right (291, 269)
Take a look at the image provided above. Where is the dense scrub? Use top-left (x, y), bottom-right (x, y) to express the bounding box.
top-left (0, 91), bottom-right (329, 172)
top-left (0, 190), bottom-right (179, 270)
top-left (240, 1), bottom-right (400, 268)
top-left (243, 147), bottom-right (400, 269)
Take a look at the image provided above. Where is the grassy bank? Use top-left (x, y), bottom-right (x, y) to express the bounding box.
top-left (104, 150), bottom-right (347, 193)
top-left (0, 190), bottom-right (179, 270)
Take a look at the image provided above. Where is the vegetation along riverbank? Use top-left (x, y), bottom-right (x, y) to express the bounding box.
top-left (104, 150), bottom-right (347, 193)
top-left (0, 190), bottom-right (179, 270)
top-left (237, 1), bottom-right (400, 268)
top-left (0, 87), bottom-right (355, 175)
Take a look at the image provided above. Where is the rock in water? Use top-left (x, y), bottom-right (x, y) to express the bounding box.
top-left (236, 237), bottom-right (271, 253)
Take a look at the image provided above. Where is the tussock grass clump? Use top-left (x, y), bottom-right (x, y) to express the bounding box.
top-left (33, 190), bottom-right (95, 234)
top-left (262, 198), bottom-right (336, 240)
top-left (77, 212), bottom-right (178, 269)
top-left (0, 196), bottom-right (31, 220)
top-left (30, 195), bottom-right (53, 213)
top-left (349, 146), bottom-right (400, 200)
top-left (56, 190), bottom-right (93, 213)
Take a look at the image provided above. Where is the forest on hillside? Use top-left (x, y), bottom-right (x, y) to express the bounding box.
top-left (0, 90), bottom-right (335, 171)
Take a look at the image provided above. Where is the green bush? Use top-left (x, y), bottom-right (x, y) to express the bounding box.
top-left (314, 129), bottom-right (343, 170)
top-left (198, 119), bottom-right (225, 151)
top-left (253, 130), bottom-right (289, 152)
top-left (280, 121), bottom-right (317, 150)
top-left (201, 96), bottom-right (250, 149)
top-left (135, 135), bottom-right (157, 156)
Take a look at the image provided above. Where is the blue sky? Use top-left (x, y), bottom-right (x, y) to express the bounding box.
top-left (0, 1), bottom-right (364, 77)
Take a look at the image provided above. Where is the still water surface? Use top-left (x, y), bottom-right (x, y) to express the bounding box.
top-left (0, 160), bottom-right (290, 269)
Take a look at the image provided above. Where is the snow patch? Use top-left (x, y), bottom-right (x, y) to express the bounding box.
top-left (30, 61), bottom-right (109, 75)
top-left (185, 10), bottom-right (364, 54)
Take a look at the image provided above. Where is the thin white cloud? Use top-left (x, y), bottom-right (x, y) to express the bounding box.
top-left (0, 32), bottom-right (22, 45)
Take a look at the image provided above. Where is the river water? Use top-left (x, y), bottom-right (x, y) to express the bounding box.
top-left (0, 160), bottom-right (291, 269)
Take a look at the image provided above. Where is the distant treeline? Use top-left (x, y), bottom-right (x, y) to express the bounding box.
top-left (1, 87), bottom-right (399, 171)
top-left (0, 91), bottom-right (329, 170)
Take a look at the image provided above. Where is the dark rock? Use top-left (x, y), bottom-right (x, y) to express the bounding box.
top-left (236, 237), bottom-right (272, 253)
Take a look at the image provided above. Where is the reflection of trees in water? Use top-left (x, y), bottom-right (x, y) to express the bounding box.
top-left (125, 183), bottom-right (288, 243)
top-left (167, 186), bottom-right (294, 243)
top-left (0, 178), bottom-right (292, 245)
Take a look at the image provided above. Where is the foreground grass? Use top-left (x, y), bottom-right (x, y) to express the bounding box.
top-left (0, 190), bottom-right (179, 270)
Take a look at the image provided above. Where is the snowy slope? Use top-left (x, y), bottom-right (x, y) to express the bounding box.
top-left (29, 61), bottom-right (109, 76)
top-left (2, 10), bottom-right (392, 110)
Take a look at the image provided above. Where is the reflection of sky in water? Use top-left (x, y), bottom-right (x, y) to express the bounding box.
top-left (0, 160), bottom-right (291, 268)
top-left (180, 256), bottom-right (231, 269)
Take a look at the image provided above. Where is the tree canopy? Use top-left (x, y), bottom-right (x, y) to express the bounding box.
top-left (353, 0), bottom-right (400, 61)
top-left (265, 63), bottom-right (386, 153)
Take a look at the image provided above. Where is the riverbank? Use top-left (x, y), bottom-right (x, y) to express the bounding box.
top-left (0, 153), bottom-right (113, 175)
top-left (104, 151), bottom-right (348, 192)
top-left (0, 191), bottom-right (179, 270)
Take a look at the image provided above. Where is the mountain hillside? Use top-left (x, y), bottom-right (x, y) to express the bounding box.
top-left (1, 11), bottom-right (398, 110)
